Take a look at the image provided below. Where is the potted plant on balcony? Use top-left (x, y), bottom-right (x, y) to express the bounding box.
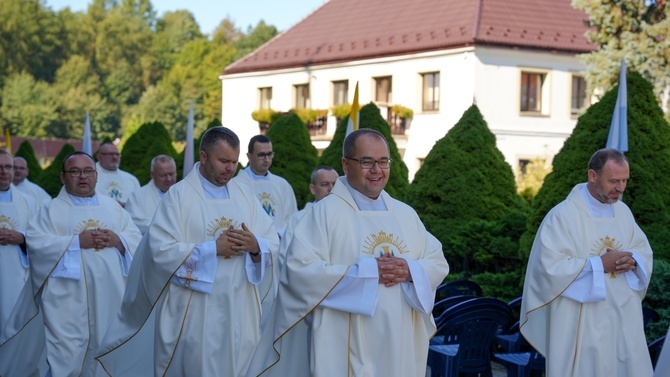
top-left (251, 109), bottom-right (280, 134)
top-left (389, 104), bottom-right (414, 134)
top-left (292, 108), bottom-right (329, 135)
top-left (330, 103), bottom-right (352, 123)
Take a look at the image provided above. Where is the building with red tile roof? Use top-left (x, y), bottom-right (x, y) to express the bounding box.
top-left (220, 0), bottom-right (595, 180)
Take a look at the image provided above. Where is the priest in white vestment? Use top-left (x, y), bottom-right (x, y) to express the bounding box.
top-left (0, 151), bottom-right (46, 377)
top-left (3, 151), bottom-right (142, 377)
top-left (12, 156), bottom-right (51, 206)
top-left (232, 134), bottom-right (297, 236)
top-left (125, 155), bottom-right (177, 234)
top-left (95, 143), bottom-right (140, 207)
top-left (246, 129), bottom-right (449, 377)
top-left (0, 152), bottom-right (40, 328)
top-left (96, 127), bottom-right (280, 377)
top-left (521, 148), bottom-right (654, 377)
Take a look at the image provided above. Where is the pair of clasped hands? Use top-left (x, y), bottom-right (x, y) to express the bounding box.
top-left (378, 255), bottom-right (412, 287)
top-left (601, 248), bottom-right (637, 274)
top-left (216, 223), bottom-right (261, 261)
top-left (79, 228), bottom-right (125, 254)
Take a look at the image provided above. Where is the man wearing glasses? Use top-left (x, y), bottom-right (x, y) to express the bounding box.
top-left (233, 134), bottom-right (297, 236)
top-left (1, 151), bottom-right (142, 376)
top-left (12, 156), bottom-right (51, 206)
top-left (95, 142), bottom-right (140, 207)
top-left (0, 150), bottom-right (41, 377)
top-left (247, 129), bottom-right (449, 377)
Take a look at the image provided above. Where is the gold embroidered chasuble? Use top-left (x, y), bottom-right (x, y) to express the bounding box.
top-left (96, 164), bottom-right (279, 377)
top-left (1, 187), bottom-right (142, 377)
top-left (246, 179), bottom-right (449, 377)
top-left (521, 183), bottom-right (653, 377)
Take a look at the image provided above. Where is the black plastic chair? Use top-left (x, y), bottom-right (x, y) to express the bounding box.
top-left (649, 335), bottom-right (666, 369)
top-left (494, 332), bottom-right (545, 377)
top-left (431, 295), bottom-right (478, 345)
top-left (427, 297), bottom-right (514, 377)
top-left (495, 297), bottom-right (524, 353)
top-left (435, 280), bottom-right (483, 302)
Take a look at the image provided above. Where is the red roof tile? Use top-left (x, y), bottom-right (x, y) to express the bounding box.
top-left (225, 0), bottom-right (594, 75)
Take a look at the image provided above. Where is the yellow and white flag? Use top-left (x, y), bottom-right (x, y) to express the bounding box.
top-left (345, 82), bottom-right (360, 137)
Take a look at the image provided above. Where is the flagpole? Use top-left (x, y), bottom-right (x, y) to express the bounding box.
top-left (83, 112), bottom-right (92, 155)
top-left (345, 82), bottom-right (360, 137)
top-left (606, 58), bottom-right (628, 152)
top-left (183, 100), bottom-right (195, 176)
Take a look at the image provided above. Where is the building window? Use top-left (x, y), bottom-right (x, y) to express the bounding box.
top-left (422, 72), bottom-right (440, 111)
top-left (374, 76), bottom-right (392, 104)
top-left (259, 87), bottom-right (272, 109)
top-left (294, 84), bottom-right (309, 109)
top-left (519, 70), bottom-right (550, 115)
top-left (571, 75), bottom-right (588, 116)
top-left (332, 80), bottom-right (348, 106)
top-left (518, 159), bottom-right (531, 176)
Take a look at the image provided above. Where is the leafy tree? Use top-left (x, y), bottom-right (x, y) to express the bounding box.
top-left (645, 259), bottom-right (670, 342)
top-left (0, 72), bottom-right (59, 138)
top-left (520, 71), bottom-right (670, 262)
top-left (265, 112), bottom-right (318, 208)
top-left (516, 157), bottom-right (552, 205)
top-left (152, 10), bottom-right (204, 75)
top-left (405, 105), bottom-right (529, 294)
top-left (36, 143), bottom-right (76, 197)
top-left (0, 0), bottom-right (65, 84)
top-left (232, 21), bottom-right (278, 60)
top-left (573, 0), bottom-right (670, 113)
top-left (14, 140), bottom-right (43, 182)
top-left (119, 121), bottom-right (177, 185)
top-left (318, 103), bottom-right (409, 199)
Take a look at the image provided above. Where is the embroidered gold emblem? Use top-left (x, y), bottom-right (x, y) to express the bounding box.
top-left (0, 214), bottom-right (18, 230)
top-left (107, 181), bottom-right (123, 200)
top-left (259, 192), bottom-right (277, 217)
top-left (207, 216), bottom-right (240, 259)
top-left (591, 236), bottom-right (624, 279)
top-left (74, 219), bottom-right (106, 252)
top-left (362, 230), bottom-right (409, 256)
top-left (182, 258), bottom-right (198, 288)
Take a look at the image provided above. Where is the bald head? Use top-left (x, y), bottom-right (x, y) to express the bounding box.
top-left (12, 157), bottom-right (28, 185)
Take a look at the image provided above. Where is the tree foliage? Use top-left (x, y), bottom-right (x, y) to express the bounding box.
top-left (35, 143), bottom-right (76, 197)
top-left (573, 0), bottom-right (670, 113)
top-left (405, 105), bottom-right (529, 296)
top-left (0, 0), bottom-right (277, 143)
top-left (119, 121), bottom-right (178, 185)
top-left (14, 140), bottom-right (43, 182)
top-left (265, 112), bottom-right (318, 209)
top-left (318, 103), bottom-right (409, 199)
top-left (520, 71), bottom-right (670, 261)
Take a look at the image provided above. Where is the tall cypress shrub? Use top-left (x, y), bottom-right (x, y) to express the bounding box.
top-left (265, 111), bottom-right (318, 209)
top-left (520, 71), bottom-right (670, 262)
top-left (318, 103), bottom-right (409, 199)
top-left (14, 140), bottom-right (43, 182)
top-left (120, 122), bottom-right (177, 185)
top-left (36, 143), bottom-right (76, 197)
top-left (405, 105), bottom-right (529, 298)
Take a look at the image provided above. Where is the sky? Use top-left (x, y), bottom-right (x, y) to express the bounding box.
top-left (45, 0), bottom-right (327, 34)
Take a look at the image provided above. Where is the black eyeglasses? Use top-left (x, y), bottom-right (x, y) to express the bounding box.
top-left (99, 152), bottom-right (121, 157)
top-left (0, 165), bottom-right (13, 172)
top-left (257, 152), bottom-right (275, 159)
top-left (345, 157), bottom-right (392, 169)
top-left (13, 166), bottom-right (26, 171)
top-left (63, 169), bottom-right (97, 177)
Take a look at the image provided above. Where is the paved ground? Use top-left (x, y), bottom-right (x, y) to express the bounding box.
top-left (426, 361), bottom-right (508, 376)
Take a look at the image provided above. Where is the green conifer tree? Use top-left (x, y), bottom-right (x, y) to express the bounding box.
top-left (318, 102), bottom-right (409, 199)
top-left (520, 71), bottom-right (670, 261)
top-left (120, 121), bottom-right (177, 185)
top-left (36, 143), bottom-right (76, 197)
top-left (405, 105), bottom-right (529, 297)
top-left (265, 111), bottom-right (318, 209)
top-left (14, 140), bottom-right (43, 182)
